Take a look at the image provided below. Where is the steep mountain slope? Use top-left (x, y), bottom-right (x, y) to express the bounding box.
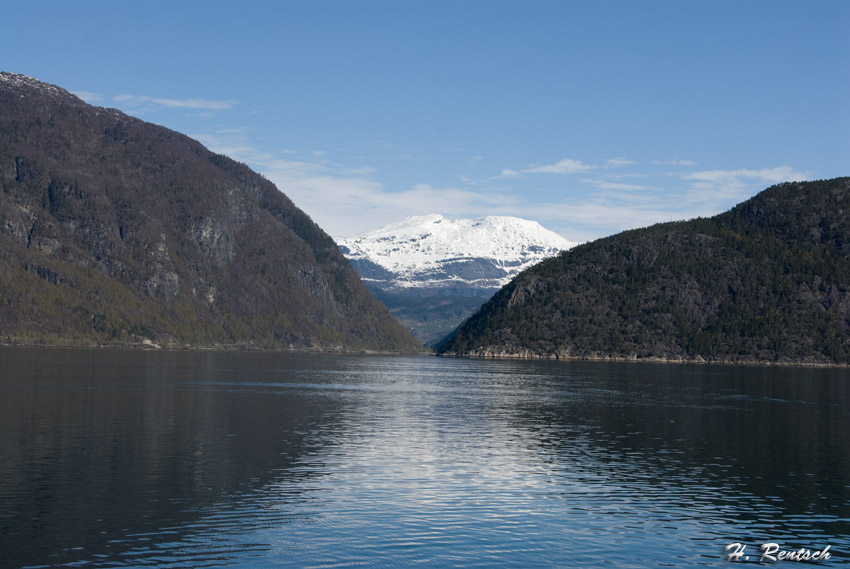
top-left (0, 72), bottom-right (422, 351)
top-left (338, 214), bottom-right (574, 346)
top-left (437, 178), bottom-right (850, 365)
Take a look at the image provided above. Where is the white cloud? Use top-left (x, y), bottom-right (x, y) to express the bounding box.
top-left (581, 178), bottom-right (655, 191)
top-left (654, 159), bottom-right (696, 166)
top-left (205, 135), bottom-right (775, 242)
top-left (114, 94), bottom-right (236, 111)
top-left (341, 165), bottom-right (378, 177)
top-left (523, 201), bottom-right (691, 238)
top-left (521, 165), bottom-right (808, 242)
top-left (188, 130), bottom-right (452, 237)
top-left (499, 156), bottom-right (609, 178)
top-left (683, 166), bottom-right (807, 184)
top-left (72, 90), bottom-right (103, 103)
top-left (654, 164), bottom-right (810, 225)
top-left (605, 157), bottom-right (635, 167)
top-left (188, 128), bottom-right (815, 245)
top-left (191, 133), bottom-right (275, 164)
top-left (682, 165), bottom-right (808, 204)
top-left (523, 158), bottom-right (592, 174)
top-left (268, 172), bottom-right (524, 239)
top-left (277, 160), bottom-right (812, 242)
top-left (271, 167), bottom-right (695, 243)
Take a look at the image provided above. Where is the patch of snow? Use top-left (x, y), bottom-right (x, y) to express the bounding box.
top-left (0, 72), bottom-right (81, 104)
top-left (338, 215), bottom-right (577, 290)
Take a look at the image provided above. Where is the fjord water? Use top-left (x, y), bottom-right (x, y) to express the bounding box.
top-left (1, 349), bottom-right (848, 568)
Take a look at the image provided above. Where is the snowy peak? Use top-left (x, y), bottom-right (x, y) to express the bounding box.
top-left (338, 215), bottom-right (576, 293)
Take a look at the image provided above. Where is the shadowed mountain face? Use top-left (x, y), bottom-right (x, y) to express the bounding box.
top-left (0, 73), bottom-right (421, 352)
top-left (438, 178), bottom-right (850, 365)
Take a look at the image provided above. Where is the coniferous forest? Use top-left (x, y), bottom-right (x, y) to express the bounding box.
top-left (438, 178), bottom-right (850, 365)
top-left (0, 73), bottom-right (422, 352)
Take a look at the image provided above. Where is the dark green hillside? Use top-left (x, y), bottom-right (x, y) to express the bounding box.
top-left (367, 287), bottom-right (487, 348)
top-left (437, 178), bottom-right (850, 365)
top-left (0, 72), bottom-right (422, 352)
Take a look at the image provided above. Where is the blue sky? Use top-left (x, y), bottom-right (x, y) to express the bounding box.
top-left (3, 0), bottom-right (848, 242)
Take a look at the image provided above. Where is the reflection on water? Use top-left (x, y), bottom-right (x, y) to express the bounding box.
top-left (0, 348), bottom-right (848, 568)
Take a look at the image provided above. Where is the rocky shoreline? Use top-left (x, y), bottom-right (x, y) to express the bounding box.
top-left (438, 347), bottom-right (849, 368)
top-left (0, 336), bottom-right (422, 355)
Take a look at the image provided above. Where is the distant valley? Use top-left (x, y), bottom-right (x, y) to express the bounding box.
top-left (338, 214), bottom-right (574, 346)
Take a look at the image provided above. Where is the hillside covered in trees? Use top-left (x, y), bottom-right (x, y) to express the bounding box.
top-left (0, 73), bottom-right (422, 352)
top-left (437, 178), bottom-right (850, 365)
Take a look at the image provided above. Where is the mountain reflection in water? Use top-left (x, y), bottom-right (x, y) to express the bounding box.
top-left (1, 348), bottom-right (847, 568)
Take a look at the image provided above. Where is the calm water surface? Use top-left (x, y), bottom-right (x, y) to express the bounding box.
top-left (1, 348), bottom-right (848, 568)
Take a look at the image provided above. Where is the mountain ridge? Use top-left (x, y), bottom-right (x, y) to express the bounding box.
top-left (0, 72), bottom-right (422, 352)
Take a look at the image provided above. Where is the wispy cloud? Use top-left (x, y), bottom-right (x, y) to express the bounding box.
top-left (518, 200), bottom-right (696, 241)
top-left (341, 165), bottom-right (378, 176)
top-left (682, 165), bottom-right (808, 204)
top-left (193, 130), bottom-right (401, 236)
top-left (654, 159), bottom-right (696, 166)
top-left (604, 157), bottom-right (635, 167)
top-left (288, 172), bottom-right (699, 242)
top-left (72, 90), bottom-right (103, 103)
top-left (498, 169), bottom-right (522, 179)
top-left (205, 137), bottom-right (522, 237)
top-left (683, 166), bottom-right (807, 184)
top-left (580, 178), bottom-right (656, 191)
top-left (494, 164), bottom-right (810, 241)
top-left (523, 158), bottom-right (593, 174)
top-left (114, 94), bottom-right (236, 112)
top-left (189, 128), bottom-right (813, 243)
top-left (499, 156), bottom-right (633, 179)
top-left (268, 174), bottom-right (520, 239)
top-left (192, 132), bottom-right (275, 164)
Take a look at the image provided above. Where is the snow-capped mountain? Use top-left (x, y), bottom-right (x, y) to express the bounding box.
top-left (338, 214), bottom-right (576, 295)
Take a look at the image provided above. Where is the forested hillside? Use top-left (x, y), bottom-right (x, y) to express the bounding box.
top-left (0, 73), bottom-right (422, 352)
top-left (438, 178), bottom-right (850, 365)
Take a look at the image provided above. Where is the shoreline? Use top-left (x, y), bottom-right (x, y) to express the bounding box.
top-left (1, 339), bottom-right (844, 367)
top-left (0, 338), bottom-right (427, 356)
top-left (436, 350), bottom-right (850, 369)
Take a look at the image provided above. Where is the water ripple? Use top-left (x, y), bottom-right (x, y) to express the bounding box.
top-left (2, 351), bottom-right (848, 568)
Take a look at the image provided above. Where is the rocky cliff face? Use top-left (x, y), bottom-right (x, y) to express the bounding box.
top-left (0, 72), bottom-right (422, 351)
top-left (437, 178), bottom-right (850, 365)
